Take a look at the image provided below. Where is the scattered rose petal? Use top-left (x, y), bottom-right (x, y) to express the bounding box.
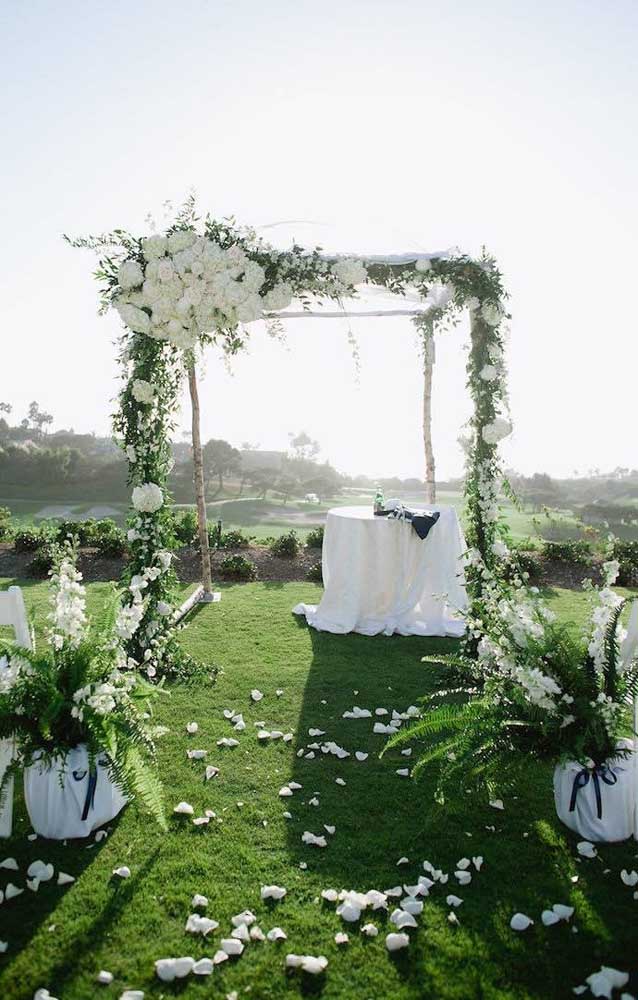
top-left (446, 895), bottom-right (463, 907)
top-left (5, 883), bottom-right (23, 899)
top-left (361, 923), bottom-right (379, 936)
top-left (231, 909), bottom-right (256, 927)
top-left (386, 932), bottom-right (410, 951)
top-left (585, 966), bottom-right (629, 998)
top-left (250, 925), bottom-right (266, 941)
top-left (192, 958), bottom-right (213, 976)
top-left (97, 970), bottom-right (113, 984)
top-left (0, 858), bottom-right (18, 870)
top-left (621, 869), bottom-right (638, 887)
top-left (286, 954), bottom-right (327, 974)
top-left (251, 689), bottom-right (264, 702)
top-left (112, 866), bottom-right (131, 879)
top-left (489, 799), bottom-right (504, 810)
top-left (220, 938), bottom-right (244, 956)
top-left (187, 749), bottom-right (207, 760)
top-left (552, 903), bottom-right (574, 921)
top-left (455, 870), bottom-right (472, 885)
top-left (542, 909), bottom-right (560, 926)
top-left (173, 802), bottom-right (194, 815)
top-left (335, 778), bottom-right (346, 786)
top-left (267, 926), bottom-right (287, 941)
top-left (261, 884), bottom-right (287, 901)
top-left (57, 872), bottom-right (75, 886)
top-left (335, 932), bottom-right (349, 945)
top-left (448, 911), bottom-right (460, 925)
top-left (321, 889), bottom-right (339, 902)
top-left (191, 894), bottom-right (208, 908)
top-left (577, 841), bottom-right (597, 859)
top-left (186, 722), bottom-right (199, 734)
top-left (510, 913), bottom-right (534, 931)
top-left (397, 857), bottom-right (409, 866)
top-left (185, 914), bottom-right (218, 936)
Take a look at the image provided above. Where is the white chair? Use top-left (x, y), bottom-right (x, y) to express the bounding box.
top-left (0, 586), bottom-right (32, 837)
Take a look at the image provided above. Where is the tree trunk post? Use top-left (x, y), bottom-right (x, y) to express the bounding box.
top-left (187, 358), bottom-right (214, 599)
top-left (422, 324), bottom-right (436, 504)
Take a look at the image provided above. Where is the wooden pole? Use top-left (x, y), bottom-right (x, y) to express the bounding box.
top-left (422, 326), bottom-right (436, 504)
top-left (187, 358), bottom-right (214, 599)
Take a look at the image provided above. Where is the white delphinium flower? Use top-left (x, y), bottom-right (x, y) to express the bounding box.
top-left (482, 417), bottom-right (512, 445)
top-left (132, 483), bottom-right (164, 513)
top-left (116, 600), bottom-right (145, 640)
top-left (332, 258), bottom-right (368, 287)
top-left (131, 380), bottom-right (155, 405)
top-left (491, 539), bottom-right (509, 558)
top-left (48, 558), bottom-right (88, 650)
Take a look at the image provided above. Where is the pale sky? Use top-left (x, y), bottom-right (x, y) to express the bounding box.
top-left (1, 0), bottom-right (636, 480)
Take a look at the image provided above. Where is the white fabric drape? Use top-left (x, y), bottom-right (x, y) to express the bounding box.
top-left (294, 505), bottom-right (467, 637)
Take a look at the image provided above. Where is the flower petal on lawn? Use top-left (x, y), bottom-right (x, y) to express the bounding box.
top-left (386, 932), bottom-right (410, 951)
top-left (261, 885), bottom-right (287, 901)
top-left (510, 913), bottom-right (534, 931)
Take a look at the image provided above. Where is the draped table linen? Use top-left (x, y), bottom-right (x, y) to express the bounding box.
top-left (293, 504), bottom-right (467, 637)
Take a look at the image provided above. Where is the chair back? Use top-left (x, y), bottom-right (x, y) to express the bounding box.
top-left (0, 586), bottom-right (32, 650)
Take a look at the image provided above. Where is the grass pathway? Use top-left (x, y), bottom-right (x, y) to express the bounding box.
top-left (0, 581), bottom-right (636, 999)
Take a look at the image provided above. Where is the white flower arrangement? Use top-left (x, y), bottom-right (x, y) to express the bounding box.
top-left (331, 258), bottom-right (368, 288)
top-left (131, 379), bottom-right (155, 404)
top-left (132, 483), bottom-right (164, 513)
top-left (482, 416), bottom-right (512, 445)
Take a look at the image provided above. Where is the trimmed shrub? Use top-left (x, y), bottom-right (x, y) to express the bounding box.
top-left (173, 509), bottom-right (199, 546)
top-left (219, 528), bottom-right (251, 549)
top-left (95, 525), bottom-right (127, 558)
top-left (542, 540), bottom-right (592, 565)
top-left (14, 528), bottom-right (45, 552)
top-left (27, 541), bottom-right (62, 577)
top-left (0, 507), bottom-right (12, 541)
top-left (306, 525), bottom-right (324, 549)
top-left (611, 540), bottom-right (638, 587)
top-left (306, 560), bottom-right (323, 583)
top-left (218, 554), bottom-right (257, 581)
top-left (270, 530), bottom-right (300, 558)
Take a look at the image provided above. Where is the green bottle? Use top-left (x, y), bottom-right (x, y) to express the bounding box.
top-left (374, 485), bottom-right (385, 514)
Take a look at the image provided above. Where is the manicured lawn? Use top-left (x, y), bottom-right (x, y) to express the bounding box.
top-left (0, 580), bottom-right (636, 1000)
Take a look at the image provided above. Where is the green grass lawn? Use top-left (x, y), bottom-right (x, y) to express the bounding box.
top-left (0, 580), bottom-right (636, 1000)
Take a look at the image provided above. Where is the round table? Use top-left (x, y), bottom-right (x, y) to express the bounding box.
top-left (293, 504), bottom-right (467, 637)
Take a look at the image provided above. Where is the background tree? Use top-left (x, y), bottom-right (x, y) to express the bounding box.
top-left (27, 400), bottom-right (54, 437)
top-left (202, 438), bottom-right (241, 495)
top-left (288, 430), bottom-right (320, 462)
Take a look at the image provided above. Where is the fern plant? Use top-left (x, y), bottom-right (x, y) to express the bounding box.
top-left (0, 548), bottom-right (167, 828)
top-left (385, 561), bottom-right (638, 800)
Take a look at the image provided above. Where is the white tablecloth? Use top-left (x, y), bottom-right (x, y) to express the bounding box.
top-left (293, 505), bottom-right (467, 637)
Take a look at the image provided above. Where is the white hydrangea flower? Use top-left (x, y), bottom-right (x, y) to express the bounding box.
top-left (414, 257), bottom-right (432, 272)
top-left (262, 283), bottom-right (293, 311)
top-left (141, 235), bottom-right (168, 260)
top-left (481, 301), bottom-right (503, 326)
top-left (115, 301), bottom-right (152, 335)
top-left (132, 483), bottom-right (164, 513)
top-left (482, 417), bottom-right (512, 445)
top-left (131, 379), bottom-right (154, 405)
top-left (167, 230), bottom-right (197, 254)
top-left (118, 261), bottom-right (144, 290)
top-left (332, 258), bottom-right (367, 287)
top-left (479, 364), bottom-right (498, 381)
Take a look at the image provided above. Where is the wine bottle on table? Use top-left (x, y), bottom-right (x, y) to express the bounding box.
top-left (374, 486), bottom-right (385, 515)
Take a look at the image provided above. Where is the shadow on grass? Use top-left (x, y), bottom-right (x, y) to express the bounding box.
top-left (284, 622), bottom-right (638, 998)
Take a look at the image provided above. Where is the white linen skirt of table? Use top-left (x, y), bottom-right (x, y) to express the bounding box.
top-left (293, 505), bottom-right (467, 637)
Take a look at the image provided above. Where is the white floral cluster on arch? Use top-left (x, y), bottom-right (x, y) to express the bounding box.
top-left (69, 201), bottom-right (512, 674)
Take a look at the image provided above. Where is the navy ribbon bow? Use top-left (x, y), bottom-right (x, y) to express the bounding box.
top-left (73, 765), bottom-right (99, 821)
top-left (377, 507), bottom-right (441, 540)
top-left (569, 764), bottom-right (618, 820)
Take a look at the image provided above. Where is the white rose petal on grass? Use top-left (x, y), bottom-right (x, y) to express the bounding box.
top-left (57, 872), bottom-right (75, 886)
top-left (220, 938), bottom-right (244, 957)
top-left (542, 909), bottom-right (561, 926)
top-left (267, 926), bottom-right (287, 941)
top-left (279, 786), bottom-right (293, 797)
top-left (621, 869), bottom-right (638, 887)
top-left (396, 769), bottom-right (410, 777)
top-left (386, 932), bottom-right (410, 952)
top-left (446, 895), bottom-right (463, 907)
top-left (585, 967), bottom-right (630, 998)
top-left (185, 914), bottom-right (219, 936)
top-left (321, 889), bottom-right (339, 902)
top-left (112, 866), bottom-right (131, 879)
top-left (217, 738), bottom-right (239, 748)
top-left (455, 871), bottom-right (472, 886)
top-left (186, 722), bottom-right (199, 734)
top-left (577, 841), bottom-right (597, 859)
top-left (261, 885), bottom-right (287, 901)
top-left (335, 932), bottom-right (349, 945)
top-left (231, 909), bottom-right (256, 927)
top-left (27, 861), bottom-right (54, 882)
top-left (251, 689), bottom-right (264, 702)
top-left (489, 799), bottom-right (504, 811)
top-left (456, 858), bottom-right (471, 870)
top-left (213, 950), bottom-right (229, 965)
top-left (120, 992), bottom-right (144, 1000)
top-left (173, 802), bottom-right (194, 816)
top-left (191, 894), bottom-right (208, 908)
top-left (0, 858), bottom-right (18, 870)
top-left (5, 883), bottom-right (23, 900)
top-left (391, 910), bottom-right (418, 930)
top-left (361, 923), bottom-right (379, 937)
top-left (205, 766), bottom-right (219, 780)
top-left (232, 923), bottom-right (250, 942)
top-left (187, 750), bottom-right (207, 760)
top-left (355, 752), bottom-right (368, 762)
top-left (302, 831), bottom-right (327, 848)
top-left (335, 778), bottom-right (346, 786)
top-left (472, 856), bottom-right (484, 871)
top-left (250, 925), bottom-right (266, 941)
top-left (34, 991), bottom-right (60, 1000)
top-left (192, 958), bottom-right (214, 976)
top-left (286, 954), bottom-right (328, 975)
top-left (397, 857), bottom-right (409, 866)
top-left (510, 913), bottom-right (534, 931)
top-left (552, 903), bottom-right (574, 921)
top-left (97, 970), bottom-right (113, 984)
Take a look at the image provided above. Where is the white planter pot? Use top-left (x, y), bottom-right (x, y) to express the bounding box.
top-left (24, 744), bottom-right (128, 840)
top-left (553, 744), bottom-right (635, 843)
